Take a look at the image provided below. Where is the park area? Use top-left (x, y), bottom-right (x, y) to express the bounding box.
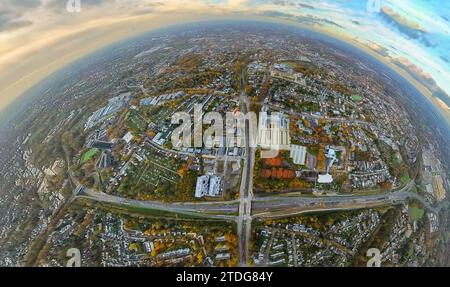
top-left (408, 206), bottom-right (425, 221)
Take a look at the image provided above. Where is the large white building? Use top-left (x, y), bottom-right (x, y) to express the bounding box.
top-left (122, 131), bottom-right (133, 144)
top-left (290, 145), bottom-right (307, 165)
top-left (195, 175), bottom-right (222, 198)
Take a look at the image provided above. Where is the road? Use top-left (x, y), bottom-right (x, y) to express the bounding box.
top-left (237, 69), bottom-right (255, 266)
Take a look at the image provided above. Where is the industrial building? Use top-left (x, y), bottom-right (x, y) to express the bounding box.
top-left (84, 92), bottom-right (130, 130)
top-left (140, 91), bottom-right (186, 106)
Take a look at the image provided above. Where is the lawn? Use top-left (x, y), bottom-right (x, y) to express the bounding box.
top-left (409, 206), bottom-right (425, 221)
top-left (81, 148), bottom-right (98, 164)
top-left (351, 95), bottom-right (363, 102)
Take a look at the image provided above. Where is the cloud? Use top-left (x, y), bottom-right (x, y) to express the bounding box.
top-left (45, 0), bottom-right (112, 12)
top-left (3, 0), bottom-right (42, 9)
top-left (0, 0), bottom-right (44, 32)
top-left (0, 7), bottom-right (33, 32)
top-left (0, 0), bottom-right (449, 117)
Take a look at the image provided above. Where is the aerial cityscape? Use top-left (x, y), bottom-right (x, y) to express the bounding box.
top-left (0, 1), bottom-right (449, 269)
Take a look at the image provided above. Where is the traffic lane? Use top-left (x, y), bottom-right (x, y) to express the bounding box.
top-left (252, 195), bottom-right (401, 211)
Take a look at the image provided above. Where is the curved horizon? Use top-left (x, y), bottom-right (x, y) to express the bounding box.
top-left (2, 15), bottom-right (450, 130)
top-left (1, 3), bottom-right (450, 268)
top-left (0, 1), bottom-right (449, 123)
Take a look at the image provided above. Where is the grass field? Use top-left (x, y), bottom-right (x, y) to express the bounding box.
top-left (409, 206), bottom-right (425, 220)
top-left (81, 148), bottom-right (98, 164)
top-left (400, 174), bottom-right (411, 185)
top-left (351, 95), bottom-right (363, 102)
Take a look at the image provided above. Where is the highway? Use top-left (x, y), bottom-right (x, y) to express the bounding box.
top-left (252, 191), bottom-right (414, 218)
top-left (75, 176), bottom-right (447, 222)
top-left (76, 188), bottom-right (239, 220)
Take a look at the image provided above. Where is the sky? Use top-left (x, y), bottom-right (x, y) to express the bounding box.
top-left (0, 0), bottom-right (449, 120)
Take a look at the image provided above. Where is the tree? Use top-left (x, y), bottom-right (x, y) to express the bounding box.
top-left (245, 85), bottom-right (254, 96)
